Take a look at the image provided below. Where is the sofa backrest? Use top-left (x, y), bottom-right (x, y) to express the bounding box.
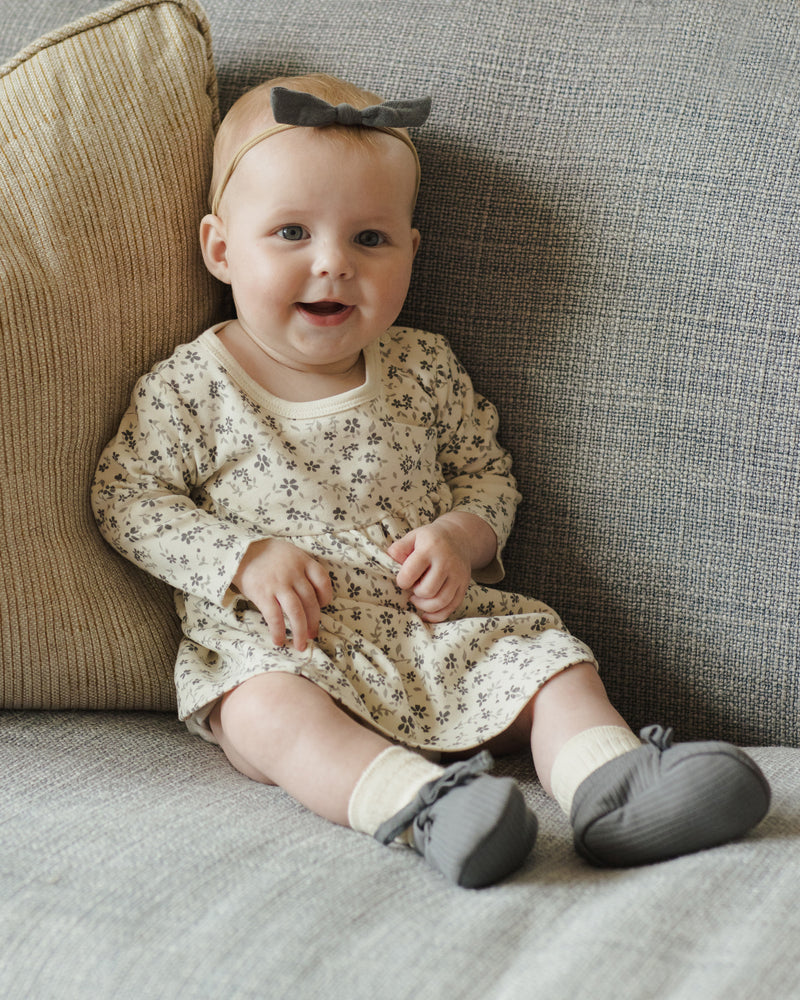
top-left (205, 0), bottom-right (800, 746)
top-left (2, 0), bottom-right (797, 745)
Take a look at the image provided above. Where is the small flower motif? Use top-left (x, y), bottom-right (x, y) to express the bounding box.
top-left (398, 715), bottom-right (415, 735)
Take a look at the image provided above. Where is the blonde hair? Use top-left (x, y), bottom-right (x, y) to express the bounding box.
top-left (209, 73), bottom-right (421, 215)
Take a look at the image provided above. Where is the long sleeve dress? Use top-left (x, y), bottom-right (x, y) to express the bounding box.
top-left (92, 325), bottom-right (595, 748)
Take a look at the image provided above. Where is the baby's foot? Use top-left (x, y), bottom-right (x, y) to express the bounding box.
top-left (570, 725), bottom-right (771, 867)
top-left (374, 752), bottom-right (538, 888)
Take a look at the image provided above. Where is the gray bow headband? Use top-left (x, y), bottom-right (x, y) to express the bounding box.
top-left (270, 87), bottom-right (432, 129)
top-left (211, 88), bottom-right (431, 214)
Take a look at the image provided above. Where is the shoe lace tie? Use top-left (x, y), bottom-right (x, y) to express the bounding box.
top-left (639, 724), bottom-right (674, 751)
top-left (374, 750), bottom-right (493, 844)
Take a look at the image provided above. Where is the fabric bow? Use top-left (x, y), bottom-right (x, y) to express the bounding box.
top-left (271, 87), bottom-right (432, 129)
top-left (373, 751), bottom-right (494, 845)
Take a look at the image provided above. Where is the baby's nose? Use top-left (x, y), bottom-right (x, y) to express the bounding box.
top-left (312, 239), bottom-right (355, 279)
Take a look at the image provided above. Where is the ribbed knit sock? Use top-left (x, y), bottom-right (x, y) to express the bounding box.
top-left (549, 725), bottom-right (642, 814)
top-left (348, 746), bottom-right (445, 844)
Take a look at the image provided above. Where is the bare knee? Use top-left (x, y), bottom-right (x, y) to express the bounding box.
top-left (532, 661), bottom-right (606, 719)
top-left (209, 672), bottom-right (317, 784)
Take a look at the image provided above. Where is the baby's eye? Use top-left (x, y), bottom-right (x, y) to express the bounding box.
top-left (355, 230), bottom-right (385, 247)
top-left (277, 225), bottom-right (308, 241)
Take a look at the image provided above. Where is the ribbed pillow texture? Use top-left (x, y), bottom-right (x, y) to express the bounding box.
top-left (0, 0), bottom-right (224, 709)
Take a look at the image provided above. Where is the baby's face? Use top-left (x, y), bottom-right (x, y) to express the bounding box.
top-left (213, 127), bottom-right (420, 376)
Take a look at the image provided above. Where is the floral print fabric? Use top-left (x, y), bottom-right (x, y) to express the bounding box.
top-left (93, 325), bottom-right (595, 749)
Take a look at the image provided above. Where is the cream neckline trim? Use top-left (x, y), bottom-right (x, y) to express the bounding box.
top-left (199, 323), bottom-right (382, 419)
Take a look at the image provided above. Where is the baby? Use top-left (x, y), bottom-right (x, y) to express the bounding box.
top-left (92, 73), bottom-right (770, 888)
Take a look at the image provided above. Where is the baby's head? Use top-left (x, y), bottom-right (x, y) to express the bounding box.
top-left (208, 73), bottom-right (425, 218)
top-left (200, 75), bottom-right (429, 378)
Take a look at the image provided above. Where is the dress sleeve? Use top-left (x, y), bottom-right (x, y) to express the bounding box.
top-left (91, 367), bottom-right (262, 607)
top-left (434, 340), bottom-right (522, 584)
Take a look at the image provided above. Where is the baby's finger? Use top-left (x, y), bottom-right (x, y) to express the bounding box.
top-left (419, 591), bottom-right (463, 623)
top-left (395, 548), bottom-right (433, 591)
top-left (306, 561), bottom-right (334, 607)
top-left (275, 588), bottom-right (312, 652)
top-left (294, 578), bottom-right (325, 645)
top-left (409, 566), bottom-right (448, 601)
top-left (387, 533), bottom-right (416, 566)
top-left (411, 580), bottom-right (459, 619)
top-left (259, 594), bottom-right (287, 648)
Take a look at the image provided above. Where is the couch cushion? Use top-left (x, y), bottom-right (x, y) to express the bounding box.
top-left (2, 710), bottom-right (797, 999)
top-left (0, 0), bottom-right (223, 709)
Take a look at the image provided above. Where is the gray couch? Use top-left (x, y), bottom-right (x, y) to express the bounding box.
top-left (2, 1), bottom-right (799, 997)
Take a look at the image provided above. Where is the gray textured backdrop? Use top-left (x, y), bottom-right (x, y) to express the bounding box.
top-left (206, 0), bottom-right (800, 745)
top-left (3, 0), bottom-right (798, 745)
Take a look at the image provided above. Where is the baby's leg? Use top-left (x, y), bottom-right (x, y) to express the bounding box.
top-left (528, 663), bottom-right (770, 866)
top-left (209, 672), bottom-right (390, 825)
top-left (209, 672), bottom-right (536, 887)
top-left (528, 661), bottom-right (635, 795)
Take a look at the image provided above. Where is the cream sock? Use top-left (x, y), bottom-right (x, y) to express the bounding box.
top-left (348, 746), bottom-right (444, 844)
top-left (549, 726), bottom-right (642, 814)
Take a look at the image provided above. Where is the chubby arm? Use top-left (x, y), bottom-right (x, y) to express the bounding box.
top-left (93, 362), bottom-right (332, 649)
top-left (388, 333), bottom-right (521, 619)
top-left (91, 366), bottom-right (262, 607)
top-left (432, 339), bottom-right (521, 581)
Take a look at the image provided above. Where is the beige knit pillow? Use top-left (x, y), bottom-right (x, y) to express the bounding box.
top-left (0, 0), bottom-right (224, 709)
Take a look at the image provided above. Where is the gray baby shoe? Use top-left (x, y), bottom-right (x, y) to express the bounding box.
top-left (571, 725), bottom-right (771, 867)
top-left (374, 752), bottom-right (538, 888)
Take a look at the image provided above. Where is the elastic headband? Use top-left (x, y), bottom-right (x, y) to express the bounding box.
top-left (210, 88), bottom-right (431, 215)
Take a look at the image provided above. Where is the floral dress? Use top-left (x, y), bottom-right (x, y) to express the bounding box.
top-left (92, 325), bottom-right (595, 749)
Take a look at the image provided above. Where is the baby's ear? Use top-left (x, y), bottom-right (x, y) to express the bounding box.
top-left (199, 214), bottom-right (231, 284)
top-left (411, 228), bottom-right (421, 258)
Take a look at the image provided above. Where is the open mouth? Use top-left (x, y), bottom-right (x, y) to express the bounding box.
top-left (299, 300), bottom-right (350, 316)
top-left (296, 300), bottom-right (356, 326)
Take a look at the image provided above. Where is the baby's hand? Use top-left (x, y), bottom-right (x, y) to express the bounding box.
top-left (232, 539), bottom-right (333, 652)
top-left (387, 516), bottom-right (481, 623)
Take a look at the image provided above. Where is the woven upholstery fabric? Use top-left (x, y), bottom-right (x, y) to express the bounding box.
top-left (0, 0), bottom-right (223, 709)
top-left (3, 711), bottom-right (800, 999)
top-left (198, 0), bottom-right (800, 746)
